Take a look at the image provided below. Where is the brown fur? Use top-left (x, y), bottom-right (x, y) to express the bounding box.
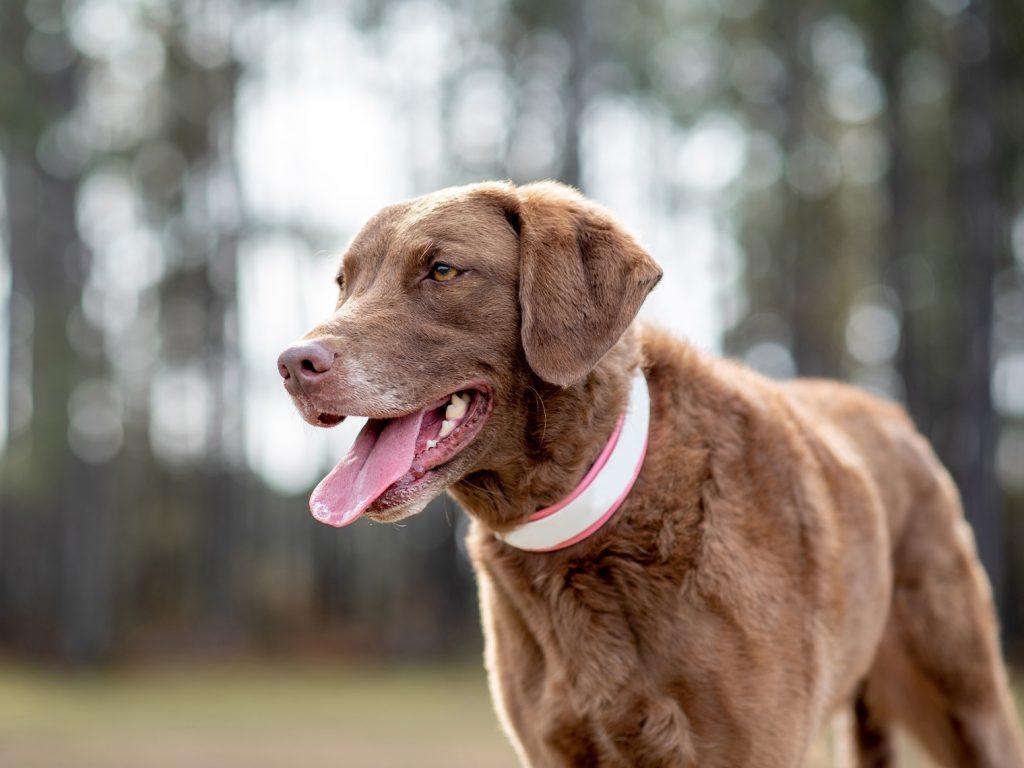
top-left (282, 181), bottom-right (1024, 766)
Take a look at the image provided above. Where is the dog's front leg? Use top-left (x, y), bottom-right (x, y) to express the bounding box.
top-left (538, 684), bottom-right (695, 768)
top-left (595, 686), bottom-right (696, 768)
top-left (541, 583), bottom-right (696, 767)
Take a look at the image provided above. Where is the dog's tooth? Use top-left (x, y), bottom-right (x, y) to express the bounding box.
top-left (445, 395), bottom-right (468, 421)
top-left (439, 419), bottom-right (456, 438)
top-left (426, 439), bottom-right (437, 449)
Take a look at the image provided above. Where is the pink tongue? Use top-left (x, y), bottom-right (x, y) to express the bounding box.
top-left (309, 410), bottom-right (425, 527)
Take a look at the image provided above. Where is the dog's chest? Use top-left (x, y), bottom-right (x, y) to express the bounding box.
top-left (477, 571), bottom-right (624, 764)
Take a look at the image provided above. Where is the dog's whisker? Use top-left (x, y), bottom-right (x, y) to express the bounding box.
top-left (458, 479), bottom-right (506, 501)
top-left (528, 385), bottom-right (548, 445)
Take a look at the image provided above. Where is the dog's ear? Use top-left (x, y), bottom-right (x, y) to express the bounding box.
top-left (511, 181), bottom-right (662, 387)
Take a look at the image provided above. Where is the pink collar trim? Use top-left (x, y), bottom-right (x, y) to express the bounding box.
top-left (496, 371), bottom-right (650, 552)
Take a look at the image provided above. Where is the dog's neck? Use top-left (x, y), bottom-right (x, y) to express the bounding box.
top-left (495, 370), bottom-right (649, 551)
top-left (452, 333), bottom-right (640, 535)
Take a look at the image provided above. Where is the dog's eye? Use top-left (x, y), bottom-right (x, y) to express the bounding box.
top-left (429, 262), bottom-right (459, 282)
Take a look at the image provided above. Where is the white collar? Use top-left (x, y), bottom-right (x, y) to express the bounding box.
top-left (496, 370), bottom-right (650, 552)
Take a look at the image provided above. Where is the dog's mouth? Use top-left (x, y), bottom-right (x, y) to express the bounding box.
top-left (308, 387), bottom-right (492, 527)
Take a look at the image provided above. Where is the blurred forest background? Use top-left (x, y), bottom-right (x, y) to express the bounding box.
top-left (1, 0), bottom-right (1024, 763)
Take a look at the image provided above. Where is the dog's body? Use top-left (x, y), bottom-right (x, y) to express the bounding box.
top-left (467, 326), bottom-right (1023, 767)
top-left (279, 181), bottom-right (1024, 766)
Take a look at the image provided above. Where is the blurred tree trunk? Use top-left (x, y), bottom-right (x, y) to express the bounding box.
top-left (949, 0), bottom-right (1003, 615)
top-left (993, 0), bottom-right (1024, 652)
top-left (875, 2), bottom-right (929, 426)
top-left (197, 259), bottom-right (244, 625)
top-left (558, 0), bottom-right (587, 188)
top-left (0, 6), bottom-right (113, 661)
top-left (772, 4), bottom-right (841, 377)
top-left (151, 16), bottom-right (248, 633)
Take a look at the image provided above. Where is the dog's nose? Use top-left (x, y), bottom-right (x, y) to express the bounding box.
top-left (278, 340), bottom-right (335, 385)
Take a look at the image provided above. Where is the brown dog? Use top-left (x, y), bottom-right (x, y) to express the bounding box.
top-left (278, 181), bottom-right (1024, 767)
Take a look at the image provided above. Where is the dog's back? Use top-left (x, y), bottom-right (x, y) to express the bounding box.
top-left (782, 376), bottom-right (945, 535)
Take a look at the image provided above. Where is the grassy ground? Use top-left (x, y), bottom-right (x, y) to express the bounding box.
top-left (0, 661), bottom-right (1020, 767)
top-left (0, 661), bottom-right (517, 768)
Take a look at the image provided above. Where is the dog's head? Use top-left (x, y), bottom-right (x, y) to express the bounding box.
top-left (278, 181), bottom-right (661, 526)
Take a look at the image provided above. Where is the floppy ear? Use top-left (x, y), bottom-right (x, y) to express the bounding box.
top-left (514, 181), bottom-right (662, 387)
